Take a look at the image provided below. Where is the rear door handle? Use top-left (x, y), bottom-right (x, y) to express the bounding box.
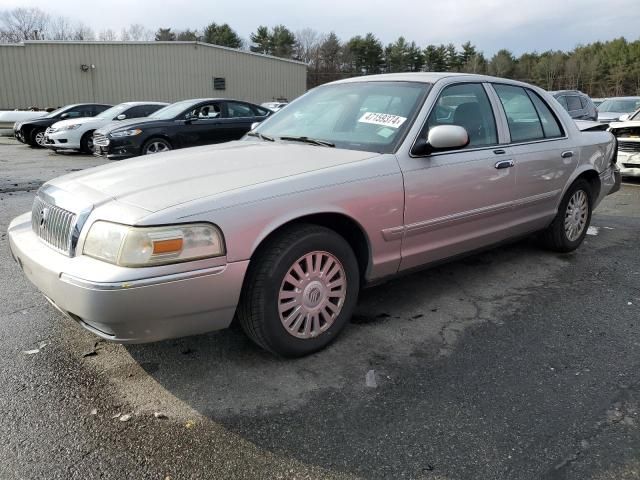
top-left (495, 160), bottom-right (514, 169)
top-left (561, 151), bottom-right (574, 159)
top-left (493, 149), bottom-right (506, 155)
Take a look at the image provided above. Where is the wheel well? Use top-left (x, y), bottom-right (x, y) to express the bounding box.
top-left (143, 135), bottom-right (172, 148)
top-left (252, 213), bottom-right (371, 280)
top-left (576, 170), bottom-right (601, 200)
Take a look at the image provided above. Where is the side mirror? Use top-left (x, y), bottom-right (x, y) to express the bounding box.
top-left (618, 114), bottom-right (630, 122)
top-left (60, 113), bottom-right (70, 119)
top-left (412, 125), bottom-right (469, 155)
top-left (251, 122), bottom-right (260, 130)
top-left (116, 114), bottom-right (126, 120)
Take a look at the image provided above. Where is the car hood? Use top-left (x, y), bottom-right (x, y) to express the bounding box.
top-left (96, 117), bottom-right (163, 134)
top-left (598, 112), bottom-right (628, 121)
top-left (47, 141), bottom-right (380, 213)
top-left (51, 117), bottom-right (101, 129)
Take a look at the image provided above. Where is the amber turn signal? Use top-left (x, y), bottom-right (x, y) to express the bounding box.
top-left (152, 238), bottom-right (183, 255)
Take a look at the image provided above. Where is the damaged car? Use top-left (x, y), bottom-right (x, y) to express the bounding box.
top-left (609, 108), bottom-right (640, 177)
top-left (8, 73), bottom-right (620, 357)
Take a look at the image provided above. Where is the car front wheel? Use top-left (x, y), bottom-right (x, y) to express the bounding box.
top-left (238, 224), bottom-right (360, 357)
top-left (541, 179), bottom-right (593, 252)
top-left (29, 128), bottom-right (46, 148)
top-left (142, 138), bottom-right (171, 155)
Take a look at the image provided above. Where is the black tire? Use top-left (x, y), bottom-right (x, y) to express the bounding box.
top-left (142, 137), bottom-right (171, 155)
top-left (80, 131), bottom-right (95, 154)
top-left (29, 128), bottom-right (46, 148)
top-left (541, 179), bottom-right (593, 253)
top-left (238, 224), bottom-right (360, 357)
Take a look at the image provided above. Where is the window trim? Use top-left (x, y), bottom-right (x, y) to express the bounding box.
top-left (491, 83), bottom-right (569, 146)
top-left (409, 81), bottom-right (501, 158)
top-left (525, 89), bottom-right (565, 139)
top-left (224, 101), bottom-right (261, 120)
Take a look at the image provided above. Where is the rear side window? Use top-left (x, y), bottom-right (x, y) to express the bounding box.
top-left (93, 105), bottom-right (110, 115)
top-left (566, 96), bottom-right (582, 112)
top-left (556, 96), bottom-right (568, 109)
top-left (493, 84), bottom-right (544, 142)
top-left (226, 102), bottom-right (255, 118)
top-left (526, 91), bottom-right (564, 138)
top-left (426, 83), bottom-right (498, 148)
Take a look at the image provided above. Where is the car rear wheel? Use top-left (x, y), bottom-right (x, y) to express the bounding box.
top-left (29, 128), bottom-right (46, 148)
top-left (541, 179), bottom-right (593, 252)
top-left (237, 224), bottom-right (360, 357)
top-left (80, 131), bottom-right (95, 154)
top-left (142, 138), bottom-right (171, 155)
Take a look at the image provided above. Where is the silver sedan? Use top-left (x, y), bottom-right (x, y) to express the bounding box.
top-left (8, 73), bottom-right (621, 357)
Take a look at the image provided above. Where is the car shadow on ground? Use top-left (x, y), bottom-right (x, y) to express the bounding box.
top-left (122, 236), bottom-right (560, 418)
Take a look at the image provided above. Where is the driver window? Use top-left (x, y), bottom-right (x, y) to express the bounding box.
top-left (187, 104), bottom-right (221, 119)
top-left (426, 83), bottom-right (498, 148)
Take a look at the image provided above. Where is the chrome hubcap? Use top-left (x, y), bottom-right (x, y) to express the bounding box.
top-left (35, 132), bottom-right (45, 146)
top-left (278, 251), bottom-right (347, 339)
top-left (564, 190), bottom-right (588, 241)
top-left (145, 141), bottom-right (170, 154)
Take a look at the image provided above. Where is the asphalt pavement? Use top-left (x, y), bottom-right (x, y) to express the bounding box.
top-left (1, 138), bottom-right (639, 480)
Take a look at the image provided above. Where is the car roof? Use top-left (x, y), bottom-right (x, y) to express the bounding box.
top-left (550, 90), bottom-right (586, 95)
top-left (118, 101), bottom-right (169, 106)
top-left (330, 72), bottom-right (542, 89)
top-left (602, 96), bottom-right (640, 100)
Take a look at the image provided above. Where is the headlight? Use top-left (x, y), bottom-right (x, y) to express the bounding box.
top-left (110, 128), bottom-right (142, 138)
top-left (61, 124), bottom-right (81, 131)
top-left (83, 221), bottom-right (225, 267)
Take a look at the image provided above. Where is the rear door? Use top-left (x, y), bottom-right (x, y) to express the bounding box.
top-left (491, 84), bottom-right (577, 229)
top-left (220, 101), bottom-right (267, 141)
top-left (397, 82), bottom-right (518, 271)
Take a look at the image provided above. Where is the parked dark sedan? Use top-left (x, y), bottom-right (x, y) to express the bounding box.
top-left (14, 103), bottom-right (112, 147)
top-left (93, 98), bottom-right (271, 159)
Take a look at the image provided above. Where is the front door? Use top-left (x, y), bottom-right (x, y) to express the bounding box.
top-left (397, 82), bottom-right (518, 271)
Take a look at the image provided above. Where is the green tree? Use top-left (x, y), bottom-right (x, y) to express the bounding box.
top-left (270, 25), bottom-right (296, 58)
top-left (423, 44), bottom-right (448, 71)
top-left (250, 25), bottom-right (271, 54)
top-left (154, 28), bottom-right (176, 41)
top-left (202, 22), bottom-right (242, 48)
top-left (176, 29), bottom-right (199, 41)
top-left (346, 33), bottom-right (383, 74)
top-left (488, 49), bottom-right (515, 77)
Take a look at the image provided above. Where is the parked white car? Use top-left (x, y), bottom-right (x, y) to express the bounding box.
top-left (261, 101), bottom-right (288, 112)
top-left (609, 108), bottom-right (640, 177)
top-left (44, 102), bottom-right (167, 153)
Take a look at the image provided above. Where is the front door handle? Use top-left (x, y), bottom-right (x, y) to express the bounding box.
top-left (561, 151), bottom-right (574, 159)
top-left (495, 160), bottom-right (514, 169)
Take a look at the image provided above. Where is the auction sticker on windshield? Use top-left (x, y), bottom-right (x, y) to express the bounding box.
top-left (358, 112), bottom-right (407, 128)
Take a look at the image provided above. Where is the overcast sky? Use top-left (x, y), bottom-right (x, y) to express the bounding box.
top-left (2, 0), bottom-right (639, 55)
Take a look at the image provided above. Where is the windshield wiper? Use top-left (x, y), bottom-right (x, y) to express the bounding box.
top-left (279, 136), bottom-right (335, 147)
top-left (246, 131), bottom-right (275, 142)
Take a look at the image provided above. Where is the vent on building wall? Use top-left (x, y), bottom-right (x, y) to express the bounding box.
top-left (213, 77), bottom-right (226, 90)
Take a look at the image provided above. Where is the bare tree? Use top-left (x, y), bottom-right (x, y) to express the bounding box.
top-left (98, 28), bottom-right (118, 41)
top-left (49, 16), bottom-right (73, 40)
top-left (294, 28), bottom-right (324, 64)
top-left (0, 7), bottom-right (50, 42)
top-left (126, 23), bottom-right (153, 41)
top-left (72, 23), bottom-right (95, 41)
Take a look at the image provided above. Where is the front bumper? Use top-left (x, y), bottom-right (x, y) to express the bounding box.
top-left (44, 131), bottom-right (80, 150)
top-left (618, 152), bottom-right (640, 178)
top-left (8, 213), bottom-right (248, 343)
top-left (93, 137), bottom-right (141, 160)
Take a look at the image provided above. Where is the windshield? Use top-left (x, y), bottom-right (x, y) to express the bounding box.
top-left (46, 106), bottom-right (68, 118)
top-left (149, 100), bottom-right (198, 120)
top-left (96, 104), bottom-right (129, 120)
top-left (253, 81), bottom-right (430, 154)
top-left (598, 98), bottom-right (640, 113)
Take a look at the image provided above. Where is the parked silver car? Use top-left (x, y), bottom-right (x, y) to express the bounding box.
top-left (8, 73), bottom-right (621, 357)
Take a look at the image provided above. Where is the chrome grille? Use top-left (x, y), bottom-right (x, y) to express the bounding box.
top-left (618, 140), bottom-right (640, 153)
top-left (31, 196), bottom-right (77, 255)
top-left (93, 133), bottom-right (109, 147)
